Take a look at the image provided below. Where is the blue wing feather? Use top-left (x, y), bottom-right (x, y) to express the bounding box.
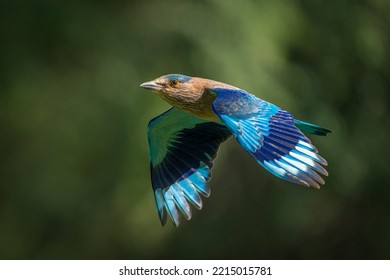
top-left (211, 88), bottom-right (328, 189)
top-left (148, 108), bottom-right (231, 226)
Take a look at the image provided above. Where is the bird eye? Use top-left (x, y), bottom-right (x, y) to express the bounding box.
top-left (170, 79), bottom-right (179, 87)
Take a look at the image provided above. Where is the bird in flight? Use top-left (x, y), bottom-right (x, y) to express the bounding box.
top-left (140, 74), bottom-right (331, 227)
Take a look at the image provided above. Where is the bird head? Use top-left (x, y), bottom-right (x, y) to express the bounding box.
top-left (140, 74), bottom-right (237, 121)
top-left (140, 74), bottom-right (204, 109)
top-left (140, 74), bottom-right (192, 93)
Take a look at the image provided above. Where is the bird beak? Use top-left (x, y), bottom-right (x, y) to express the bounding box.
top-left (140, 80), bottom-right (162, 91)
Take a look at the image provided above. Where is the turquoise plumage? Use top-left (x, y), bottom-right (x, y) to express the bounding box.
top-left (141, 74), bottom-right (331, 227)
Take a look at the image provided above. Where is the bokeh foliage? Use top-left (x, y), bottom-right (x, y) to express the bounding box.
top-left (1, 0), bottom-right (389, 259)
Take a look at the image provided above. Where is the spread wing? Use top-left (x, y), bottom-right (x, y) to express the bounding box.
top-left (148, 108), bottom-right (231, 226)
top-left (210, 88), bottom-right (328, 189)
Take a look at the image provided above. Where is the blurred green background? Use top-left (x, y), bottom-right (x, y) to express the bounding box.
top-left (1, 0), bottom-right (389, 259)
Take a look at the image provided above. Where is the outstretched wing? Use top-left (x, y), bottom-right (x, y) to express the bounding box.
top-left (148, 108), bottom-right (231, 226)
top-left (210, 88), bottom-right (328, 189)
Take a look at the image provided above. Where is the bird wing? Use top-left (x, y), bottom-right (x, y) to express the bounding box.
top-left (210, 88), bottom-right (328, 189)
top-left (148, 107), bottom-right (231, 226)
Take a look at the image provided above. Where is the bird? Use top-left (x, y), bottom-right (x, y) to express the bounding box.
top-left (140, 74), bottom-right (331, 227)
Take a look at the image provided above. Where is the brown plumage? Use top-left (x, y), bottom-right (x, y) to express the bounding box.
top-left (141, 75), bottom-right (238, 121)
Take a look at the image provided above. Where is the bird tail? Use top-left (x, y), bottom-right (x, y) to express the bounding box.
top-left (294, 120), bottom-right (332, 136)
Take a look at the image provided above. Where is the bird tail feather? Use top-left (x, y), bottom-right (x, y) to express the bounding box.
top-left (294, 120), bottom-right (332, 136)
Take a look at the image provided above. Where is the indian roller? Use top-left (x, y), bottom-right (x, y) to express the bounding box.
top-left (140, 74), bottom-right (331, 227)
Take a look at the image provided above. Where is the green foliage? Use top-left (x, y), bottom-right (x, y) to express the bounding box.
top-left (1, 0), bottom-right (389, 259)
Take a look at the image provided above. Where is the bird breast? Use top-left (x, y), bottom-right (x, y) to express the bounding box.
top-left (162, 87), bottom-right (218, 122)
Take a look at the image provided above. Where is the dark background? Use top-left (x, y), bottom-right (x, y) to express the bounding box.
top-left (1, 0), bottom-right (389, 259)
